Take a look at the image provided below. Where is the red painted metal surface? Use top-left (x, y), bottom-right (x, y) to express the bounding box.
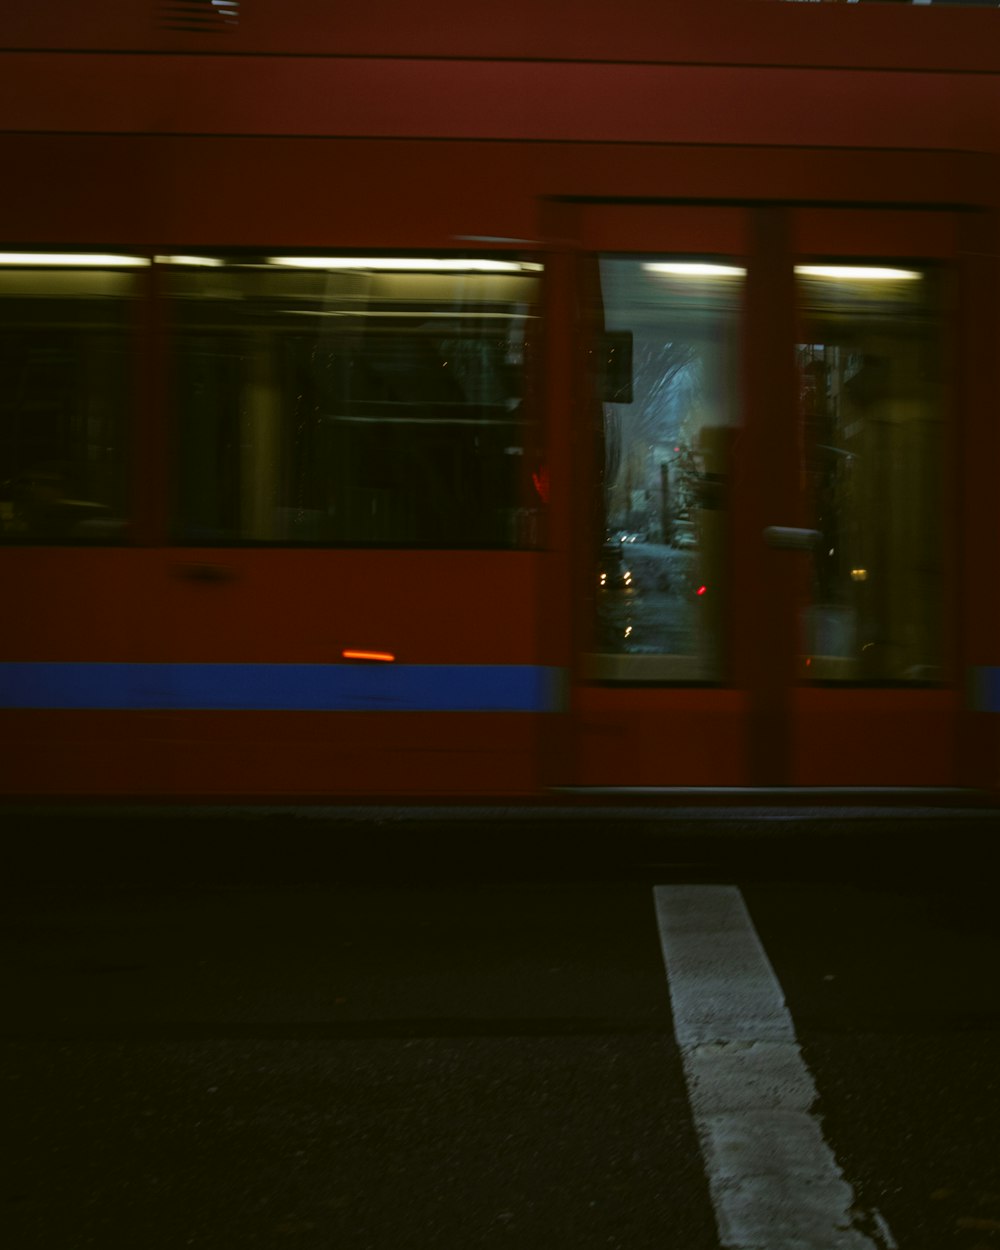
top-left (0, 710), bottom-right (545, 799)
top-left (0, 139), bottom-right (991, 252)
top-left (4, 54), bottom-right (999, 151)
top-left (4, 1), bottom-right (1000, 73)
top-left (1, 550), bottom-right (543, 664)
top-left (790, 690), bottom-right (959, 788)
top-left (1, 1), bottom-right (998, 800)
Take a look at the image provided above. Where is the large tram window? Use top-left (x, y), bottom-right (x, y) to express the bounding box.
top-left (0, 257), bottom-right (138, 544)
top-left (588, 258), bottom-right (742, 682)
top-left (796, 264), bottom-right (946, 683)
top-left (168, 256), bottom-right (542, 547)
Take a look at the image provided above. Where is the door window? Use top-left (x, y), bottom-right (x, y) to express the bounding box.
top-left (796, 264), bottom-right (946, 682)
top-left (588, 257), bottom-right (743, 681)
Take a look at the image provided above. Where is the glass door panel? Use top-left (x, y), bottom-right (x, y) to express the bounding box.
top-left (566, 203), bottom-right (961, 790)
top-left (796, 264), bottom-right (946, 684)
top-left (587, 257), bottom-right (742, 682)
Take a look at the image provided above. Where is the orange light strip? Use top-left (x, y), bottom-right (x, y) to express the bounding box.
top-left (341, 649), bottom-right (396, 663)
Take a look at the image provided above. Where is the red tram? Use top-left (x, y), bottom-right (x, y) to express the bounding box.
top-left (1, 0), bottom-right (999, 800)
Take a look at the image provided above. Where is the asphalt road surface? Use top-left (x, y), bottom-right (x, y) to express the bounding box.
top-left (2, 806), bottom-right (999, 1249)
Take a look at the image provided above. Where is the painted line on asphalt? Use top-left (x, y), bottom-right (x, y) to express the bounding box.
top-left (653, 885), bottom-right (886, 1250)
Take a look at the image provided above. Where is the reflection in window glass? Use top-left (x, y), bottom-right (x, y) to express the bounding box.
top-left (0, 258), bottom-right (138, 543)
top-left (169, 256), bottom-right (542, 547)
top-left (797, 264), bottom-right (945, 682)
top-left (590, 258), bottom-right (742, 681)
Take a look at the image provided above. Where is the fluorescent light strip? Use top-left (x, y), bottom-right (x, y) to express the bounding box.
top-left (155, 255), bottom-right (225, 267)
top-left (644, 262), bottom-right (746, 277)
top-left (795, 265), bottom-right (921, 281)
top-left (0, 253), bottom-right (150, 267)
top-left (644, 262), bottom-right (921, 281)
top-left (266, 257), bottom-right (541, 273)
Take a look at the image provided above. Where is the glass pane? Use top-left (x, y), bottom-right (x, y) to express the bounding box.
top-left (796, 264), bottom-right (945, 682)
top-left (589, 258), bottom-right (742, 681)
top-left (0, 258), bottom-right (138, 544)
top-left (168, 256), bottom-right (542, 547)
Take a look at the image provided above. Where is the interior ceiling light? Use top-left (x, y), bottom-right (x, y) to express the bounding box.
top-left (643, 262), bottom-right (746, 277)
top-left (265, 257), bottom-right (541, 273)
top-left (795, 266), bottom-right (921, 281)
top-left (642, 262), bottom-right (920, 281)
top-left (0, 253), bottom-right (150, 267)
top-left (155, 255), bottom-right (225, 267)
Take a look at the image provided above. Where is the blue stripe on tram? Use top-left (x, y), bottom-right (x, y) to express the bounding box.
top-left (971, 666), bottom-right (1000, 714)
top-left (0, 662), bottom-right (562, 713)
top-left (9, 662), bottom-right (1000, 712)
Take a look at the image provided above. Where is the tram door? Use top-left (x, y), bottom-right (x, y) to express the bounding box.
top-left (567, 204), bottom-right (969, 788)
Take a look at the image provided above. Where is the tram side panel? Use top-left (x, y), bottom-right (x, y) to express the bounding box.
top-left (3, 16), bottom-right (1000, 798)
top-left (0, 134), bottom-right (555, 799)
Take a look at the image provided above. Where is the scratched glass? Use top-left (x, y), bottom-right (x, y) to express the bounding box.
top-left (588, 257), bottom-right (742, 682)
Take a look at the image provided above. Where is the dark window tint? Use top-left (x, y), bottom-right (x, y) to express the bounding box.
top-left (169, 257), bottom-right (542, 547)
top-left (0, 257), bottom-right (138, 544)
top-left (796, 263), bottom-right (946, 683)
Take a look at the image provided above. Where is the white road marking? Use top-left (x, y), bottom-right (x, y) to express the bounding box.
top-left (654, 885), bottom-right (885, 1250)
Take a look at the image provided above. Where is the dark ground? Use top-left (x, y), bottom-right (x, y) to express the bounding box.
top-left (2, 804), bottom-right (999, 1249)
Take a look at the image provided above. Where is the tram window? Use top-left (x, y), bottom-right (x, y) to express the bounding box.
top-left (167, 255), bottom-right (542, 547)
top-left (796, 263), bottom-right (946, 684)
top-left (0, 257), bottom-right (138, 544)
top-left (588, 257), bottom-right (742, 682)
top-left (600, 331), bottom-right (634, 404)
